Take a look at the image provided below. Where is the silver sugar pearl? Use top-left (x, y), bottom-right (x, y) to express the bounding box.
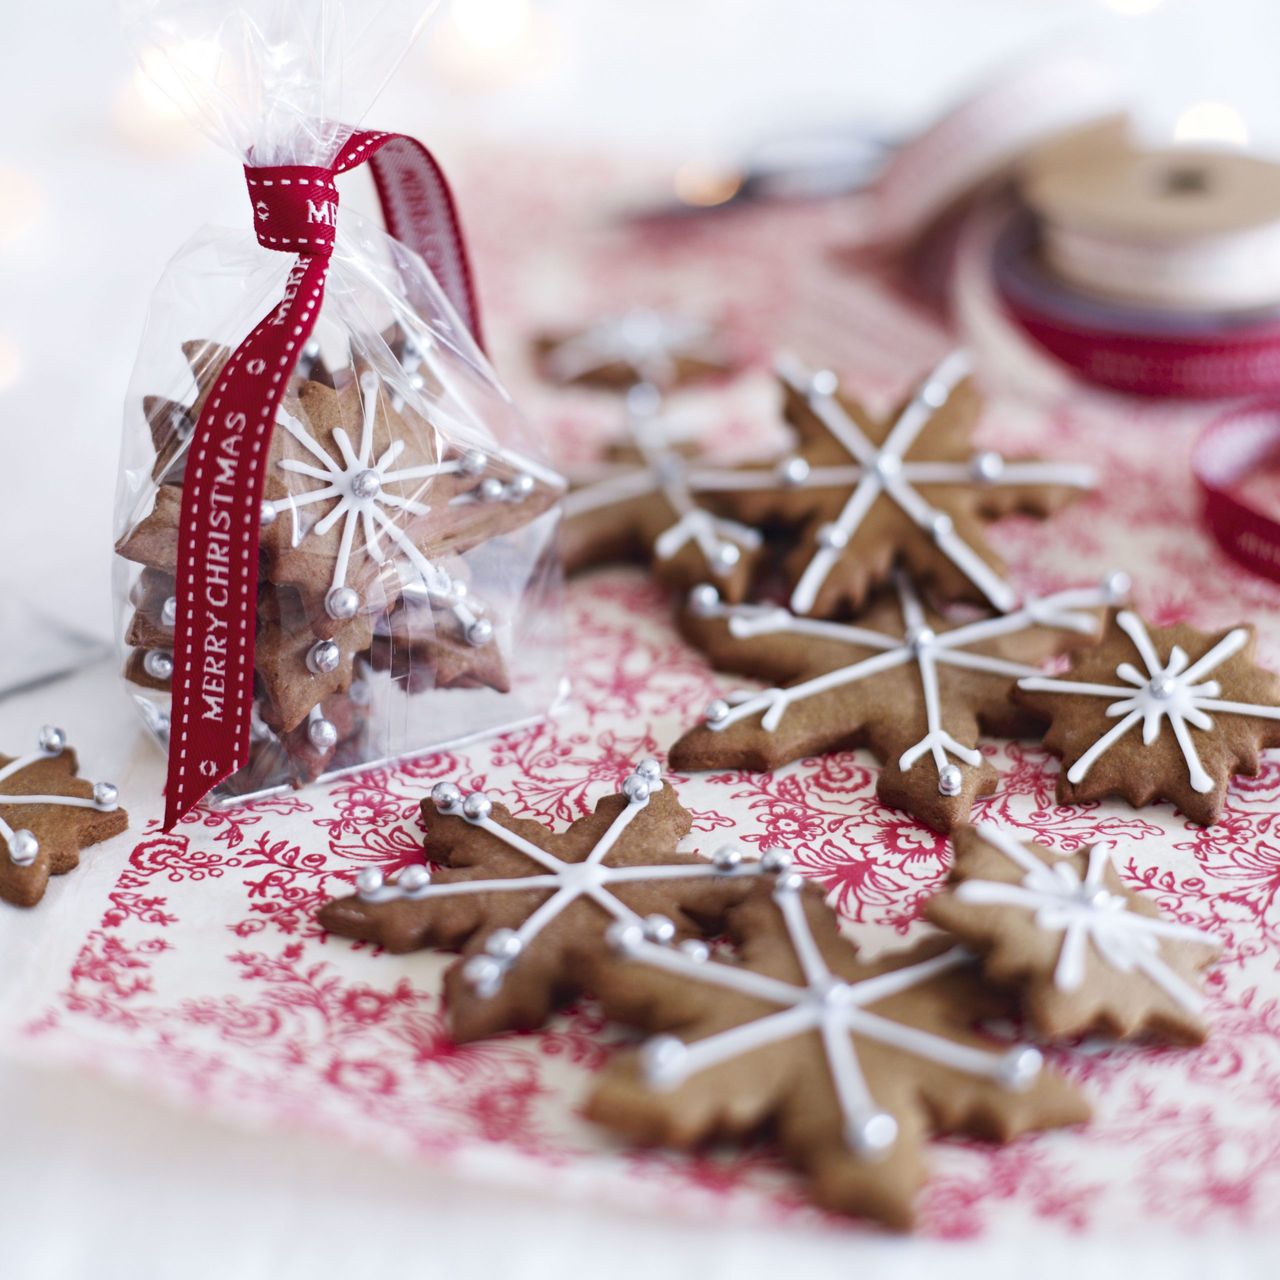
top-left (509, 473), bottom-right (535, 499)
top-left (450, 580), bottom-right (469, 601)
top-left (622, 774), bottom-right (651, 804)
top-left (350, 469), bottom-right (382, 500)
top-left (849, 1111), bottom-right (898, 1157)
top-left (485, 927), bottom-right (523, 960)
top-left (775, 870), bottom-right (805, 895)
top-left (260, 501), bottom-right (277, 526)
top-left (810, 369), bottom-right (839, 397)
top-left (462, 791), bottom-right (493, 822)
top-left (937, 764), bottom-right (963, 797)
top-left (704, 698), bottom-right (731, 727)
top-left (143, 650), bottom-right (174, 681)
top-left (712, 845), bottom-right (743, 872)
top-left (398, 864), bottom-right (431, 893)
top-left (711, 542), bottom-right (741, 572)
top-left (777, 455), bottom-right (811, 487)
top-left (679, 939), bottom-right (710, 963)
top-left (998, 1046), bottom-right (1043, 1090)
top-left (1103, 570), bottom-right (1131, 603)
top-left (642, 914), bottom-right (676, 944)
top-left (465, 618), bottom-right (494, 647)
top-left (8, 829), bottom-right (39, 866)
top-left (37, 725), bottom-right (66, 754)
top-left (459, 449), bottom-right (487, 477)
top-left (1149, 676), bottom-right (1176, 700)
top-left (817, 523), bottom-right (849, 550)
top-left (636, 757), bottom-right (663, 783)
top-left (161, 596), bottom-right (178, 628)
top-left (760, 847), bottom-right (791, 873)
top-left (971, 449), bottom-right (1004, 482)
top-left (307, 717), bottom-right (339, 751)
top-left (356, 867), bottom-right (385, 897)
top-left (920, 378), bottom-right (949, 409)
top-left (306, 640), bottom-right (341, 675)
top-left (927, 511), bottom-right (954, 540)
top-left (463, 953), bottom-right (504, 997)
top-left (478, 476), bottom-right (506, 503)
top-left (606, 921), bottom-right (645, 955)
top-left (687, 584), bottom-right (721, 617)
top-left (874, 453), bottom-right (901, 480)
top-left (432, 782), bottom-right (463, 812)
top-left (325, 586), bottom-right (361, 620)
top-left (92, 782), bottom-right (119, 810)
top-left (908, 625), bottom-right (936, 654)
top-left (641, 1035), bottom-right (687, 1088)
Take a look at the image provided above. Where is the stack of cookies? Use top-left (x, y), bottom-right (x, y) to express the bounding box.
top-left (115, 331), bottom-right (563, 796)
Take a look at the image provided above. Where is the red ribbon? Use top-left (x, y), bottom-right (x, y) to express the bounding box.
top-left (1194, 402), bottom-right (1280, 583)
top-left (163, 128), bottom-right (482, 830)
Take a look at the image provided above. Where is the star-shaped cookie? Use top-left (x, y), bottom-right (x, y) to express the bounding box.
top-left (720, 354), bottom-right (1094, 616)
top-left (927, 824), bottom-right (1222, 1043)
top-left (669, 573), bottom-right (1123, 831)
top-left (1015, 609), bottom-right (1280, 825)
top-left (1, 727), bottom-right (128, 907)
top-left (585, 875), bottom-right (1088, 1230)
top-left (317, 762), bottom-right (785, 1041)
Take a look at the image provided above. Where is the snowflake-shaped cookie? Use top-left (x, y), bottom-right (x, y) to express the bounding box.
top-left (318, 762), bottom-right (785, 1041)
top-left (720, 353), bottom-right (1095, 616)
top-left (670, 572), bottom-right (1125, 831)
top-left (535, 309), bottom-right (732, 390)
top-left (1, 727), bottom-right (128, 907)
top-left (561, 387), bottom-right (776, 597)
top-left (927, 824), bottom-right (1222, 1042)
top-left (586, 875), bottom-right (1087, 1229)
top-left (1016, 609), bottom-right (1280, 825)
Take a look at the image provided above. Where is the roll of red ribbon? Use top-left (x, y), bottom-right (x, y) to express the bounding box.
top-left (1195, 402), bottom-right (1280, 581)
top-left (994, 217), bottom-right (1280, 398)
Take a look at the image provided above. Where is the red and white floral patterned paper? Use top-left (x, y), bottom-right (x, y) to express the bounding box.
top-left (8, 153), bottom-right (1280, 1240)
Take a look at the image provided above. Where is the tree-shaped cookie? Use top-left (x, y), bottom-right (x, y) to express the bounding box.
top-left (670, 573), bottom-right (1125, 831)
top-left (534, 309), bottom-right (733, 390)
top-left (1016, 609), bottom-right (1280, 825)
top-left (317, 762), bottom-right (787, 1041)
top-left (927, 824), bottom-right (1221, 1043)
top-left (720, 353), bottom-right (1094, 616)
top-left (585, 875), bottom-right (1087, 1230)
top-left (1, 727), bottom-right (128, 907)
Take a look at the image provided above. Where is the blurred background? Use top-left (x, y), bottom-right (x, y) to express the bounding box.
top-left (0, 0), bottom-right (1276, 639)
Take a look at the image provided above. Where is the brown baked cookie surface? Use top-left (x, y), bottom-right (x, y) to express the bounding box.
top-left (584, 876), bottom-right (1088, 1231)
top-left (927, 825), bottom-right (1221, 1043)
top-left (1016, 609), bottom-right (1280, 825)
top-left (717, 354), bottom-right (1094, 617)
top-left (317, 763), bottom-right (785, 1042)
top-left (0, 728), bottom-right (128, 908)
top-left (670, 573), bottom-right (1123, 831)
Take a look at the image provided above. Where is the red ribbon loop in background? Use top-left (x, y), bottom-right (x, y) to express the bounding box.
top-left (163, 127), bottom-right (482, 829)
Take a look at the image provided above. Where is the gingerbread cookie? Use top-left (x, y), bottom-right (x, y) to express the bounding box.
top-left (670, 572), bottom-right (1125, 831)
top-left (1016, 609), bottom-right (1280, 825)
top-left (534, 309), bottom-right (733, 390)
top-left (561, 387), bottom-right (772, 597)
top-left (927, 824), bottom-right (1221, 1043)
top-left (318, 762), bottom-right (786, 1041)
top-left (719, 353), bottom-right (1095, 616)
top-left (586, 875), bottom-right (1087, 1230)
top-left (0, 727), bottom-right (128, 907)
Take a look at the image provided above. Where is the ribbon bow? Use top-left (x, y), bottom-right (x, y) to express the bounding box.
top-left (163, 128), bottom-right (482, 829)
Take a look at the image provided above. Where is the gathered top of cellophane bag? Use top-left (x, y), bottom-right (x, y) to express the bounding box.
top-left (112, 0), bottom-right (566, 820)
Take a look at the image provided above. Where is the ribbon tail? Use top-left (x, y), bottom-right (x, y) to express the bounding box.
top-left (162, 255), bottom-right (331, 830)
